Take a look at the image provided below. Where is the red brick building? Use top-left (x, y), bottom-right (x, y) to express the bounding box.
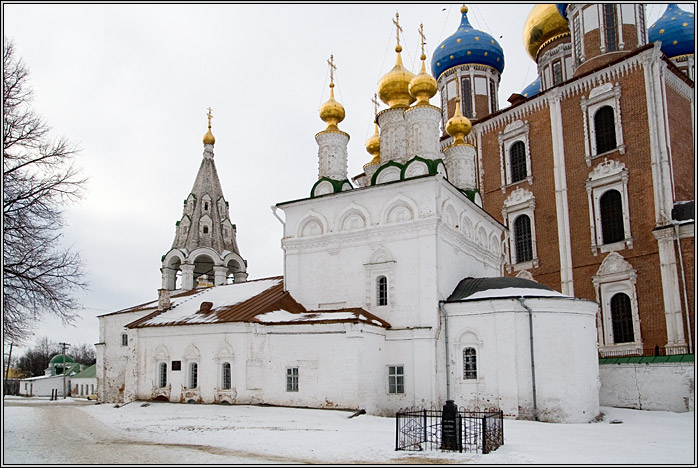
top-left (433, 4), bottom-right (694, 357)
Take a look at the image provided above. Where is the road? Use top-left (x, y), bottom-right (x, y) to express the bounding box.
top-left (3, 398), bottom-right (314, 464)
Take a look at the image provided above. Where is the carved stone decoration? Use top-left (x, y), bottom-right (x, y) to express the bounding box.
top-left (596, 251), bottom-right (633, 277)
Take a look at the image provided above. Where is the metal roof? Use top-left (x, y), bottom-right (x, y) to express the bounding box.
top-left (126, 276), bottom-right (390, 329)
top-left (446, 276), bottom-right (564, 302)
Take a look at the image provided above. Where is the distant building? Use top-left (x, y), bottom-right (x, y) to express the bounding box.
top-left (18, 354), bottom-right (85, 397)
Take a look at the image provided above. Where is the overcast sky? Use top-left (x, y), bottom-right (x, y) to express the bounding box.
top-left (3, 3), bottom-right (691, 355)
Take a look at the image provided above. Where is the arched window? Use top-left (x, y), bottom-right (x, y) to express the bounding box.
top-left (377, 276), bottom-right (388, 306)
top-left (594, 106), bottom-right (616, 154)
top-left (461, 77), bottom-right (473, 118)
top-left (514, 215), bottom-right (533, 263)
top-left (509, 141), bottom-right (527, 183)
top-left (203, 226), bottom-right (209, 234)
top-left (463, 348), bottom-right (477, 379)
top-left (221, 362), bottom-right (231, 390)
top-left (610, 293), bottom-right (634, 343)
top-left (158, 362), bottom-right (167, 388)
top-left (600, 190), bottom-right (624, 244)
top-left (188, 362), bottom-right (198, 389)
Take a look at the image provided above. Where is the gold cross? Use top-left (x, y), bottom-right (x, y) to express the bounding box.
top-left (327, 54), bottom-right (337, 85)
top-left (393, 12), bottom-right (403, 47)
top-left (418, 23), bottom-right (427, 57)
top-left (207, 107), bottom-right (213, 129)
top-left (371, 93), bottom-right (380, 117)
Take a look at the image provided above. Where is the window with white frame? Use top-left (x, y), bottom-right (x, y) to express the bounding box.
top-left (585, 159), bottom-right (632, 256)
top-left (158, 362), bottom-right (167, 388)
top-left (592, 252), bottom-right (641, 356)
top-left (463, 348), bottom-right (477, 379)
top-left (188, 362), bottom-right (198, 389)
top-left (221, 362), bottom-right (232, 390)
top-left (603, 4), bottom-right (618, 52)
top-left (498, 120), bottom-right (532, 190)
top-left (365, 248), bottom-right (395, 309)
top-left (502, 188), bottom-right (539, 271)
top-left (286, 367), bottom-right (299, 392)
top-left (580, 83), bottom-right (625, 165)
top-left (388, 365), bottom-right (404, 394)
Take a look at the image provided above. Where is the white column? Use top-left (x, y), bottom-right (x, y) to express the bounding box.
top-left (652, 227), bottom-right (687, 350)
top-left (233, 271), bottom-right (248, 283)
top-left (547, 90), bottom-right (575, 295)
top-left (213, 265), bottom-right (228, 286)
top-left (316, 130), bottom-right (350, 181)
top-left (181, 264), bottom-right (195, 291)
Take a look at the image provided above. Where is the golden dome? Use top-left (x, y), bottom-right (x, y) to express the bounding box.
top-left (445, 101), bottom-right (472, 145)
top-left (522, 4), bottom-right (569, 60)
top-left (409, 53), bottom-right (438, 106)
top-left (364, 123), bottom-right (381, 167)
top-left (318, 83), bottom-right (346, 131)
top-left (378, 44), bottom-right (416, 108)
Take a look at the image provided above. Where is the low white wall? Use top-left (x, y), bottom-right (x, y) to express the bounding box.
top-left (599, 361), bottom-right (695, 412)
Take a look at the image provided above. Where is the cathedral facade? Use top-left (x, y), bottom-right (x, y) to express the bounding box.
top-left (96, 4), bottom-right (694, 419)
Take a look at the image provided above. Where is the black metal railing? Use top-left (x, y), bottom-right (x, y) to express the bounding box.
top-left (395, 406), bottom-right (503, 454)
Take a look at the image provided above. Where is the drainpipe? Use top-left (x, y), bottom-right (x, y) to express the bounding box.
top-left (518, 297), bottom-right (538, 421)
top-left (271, 206), bottom-right (287, 291)
top-left (438, 301), bottom-right (451, 402)
top-left (660, 211), bottom-right (692, 351)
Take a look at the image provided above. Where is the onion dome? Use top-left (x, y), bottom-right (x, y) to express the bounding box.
top-left (431, 5), bottom-right (505, 80)
top-left (50, 354), bottom-right (75, 364)
top-left (319, 82), bottom-right (346, 131)
top-left (410, 53), bottom-right (438, 106)
top-left (522, 4), bottom-right (570, 60)
top-left (648, 4), bottom-right (695, 59)
top-left (378, 44), bottom-right (416, 108)
top-left (203, 108), bottom-right (215, 145)
top-left (445, 101), bottom-right (472, 145)
top-left (521, 76), bottom-right (542, 98)
top-left (364, 124), bottom-right (381, 168)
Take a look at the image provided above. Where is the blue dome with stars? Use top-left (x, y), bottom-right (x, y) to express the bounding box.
top-left (556, 4), bottom-right (568, 20)
top-left (648, 4), bottom-right (695, 59)
top-left (431, 5), bottom-right (505, 80)
top-left (521, 76), bottom-right (542, 99)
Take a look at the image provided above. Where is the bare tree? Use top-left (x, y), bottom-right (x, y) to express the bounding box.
top-left (15, 337), bottom-right (61, 377)
top-left (71, 342), bottom-right (97, 366)
top-left (3, 37), bottom-right (88, 343)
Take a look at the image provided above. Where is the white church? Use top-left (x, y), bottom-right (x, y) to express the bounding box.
top-left (96, 11), bottom-right (600, 422)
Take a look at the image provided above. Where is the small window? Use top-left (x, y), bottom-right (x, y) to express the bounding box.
top-left (171, 360), bottom-right (181, 371)
top-left (188, 362), bottom-right (198, 389)
top-left (509, 141), bottom-right (527, 183)
top-left (463, 348), bottom-right (477, 379)
top-left (552, 60), bottom-right (563, 86)
top-left (203, 226), bottom-right (209, 234)
top-left (204, 202), bottom-right (209, 211)
top-left (489, 79), bottom-right (497, 113)
top-left (514, 214), bottom-right (533, 263)
top-left (461, 77), bottom-right (473, 118)
top-left (594, 106), bottom-right (617, 154)
top-left (158, 362), bottom-right (167, 388)
top-left (611, 293), bottom-right (634, 343)
top-left (286, 367), bottom-right (299, 392)
top-left (377, 276), bottom-right (388, 306)
top-left (121, 334), bottom-right (128, 346)
top-left (604, 4), bottom-right (618, 52)
top-left (388, 365), bottom-right (404, 394)
top-left (600, 190), bottom-right (624, 244)
top-left (222, 362), bottom-right (232, 390)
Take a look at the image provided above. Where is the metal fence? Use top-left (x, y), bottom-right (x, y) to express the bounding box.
top-left (599, 345), bottom-right (693, 358)
top-left (395, 407), bottom-right (503, 454)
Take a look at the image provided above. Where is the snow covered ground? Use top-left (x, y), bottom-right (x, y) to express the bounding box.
top-left (3, 396), bottom-right (695, 465)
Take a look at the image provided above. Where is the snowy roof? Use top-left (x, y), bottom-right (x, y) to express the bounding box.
top-left (446, 277), bottom-right (570, 302)
top-left (127, 276), bottom-right (390, 329)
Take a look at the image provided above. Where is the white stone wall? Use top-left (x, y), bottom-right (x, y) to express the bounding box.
top-left (280, 175), bottom-right (504, 330)
top-left (444, 297), bottom-right (600, 423)
top-left (599, 362), bottom-right (695, 412)
top-left (18, 375), bottom-right (70, 397)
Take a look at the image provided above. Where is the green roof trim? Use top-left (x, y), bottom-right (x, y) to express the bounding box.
top-left (599, 354), bottom-right (694, 365)
top-left (371, 161), bottom-right (404, 186)
top-left (462, 189), bottom-right (479, 203)
top-left (400, 156), bottom-right (444, 180)
top-left (310, 177), bottom-right (354, 198)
